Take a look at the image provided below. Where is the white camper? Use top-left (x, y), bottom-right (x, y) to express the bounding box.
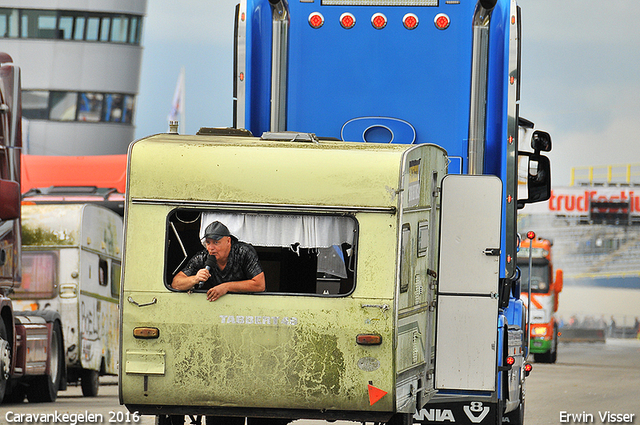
top-left (13, 203), bottom-right (122, 396)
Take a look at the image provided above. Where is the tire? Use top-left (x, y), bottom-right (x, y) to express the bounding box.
top-left (504, 388), bottom-right (525, 425)
top-left (246, 418), bottom-right (289, 425)
top-left (81, 369), bottom-right (100, 397)
top-left (550, 327), bottom-right (558, 364)
top-left (156, 415), bottom-right (185, 425)
top-left (387, 413), bottom-right (413, 425)
top-left (4, 384), bottom-right (26, 404)
top-left (0, 320), bottom-right (11, 404)
top-left (27, 320), bottom-right (64, 403)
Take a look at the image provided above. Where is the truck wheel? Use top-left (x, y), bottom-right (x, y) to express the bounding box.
top-left (27, 321), bottom-right (64, 403)
top-left (0, 320), bottom-right (11, 403)
top-left (156, 415), bottom-right (185, 425)
top-left (550, 327), bottom-right (558, 364)
top-left (81, 369), bottom-right (100, 397)
top-left (387, 412), bottom-right (413, 425)
top-left (504, 388), bottom-right (525, 425)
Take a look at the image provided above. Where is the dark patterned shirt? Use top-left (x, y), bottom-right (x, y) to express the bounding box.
top-left (181, 241), bottom-right (263, 291)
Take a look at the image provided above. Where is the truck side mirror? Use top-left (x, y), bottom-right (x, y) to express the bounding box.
top-left (531, 130), bottom-right (552, 152)
top-left (517, 151), bottom-right (551, 208)
top-left (0, 179), bottom-right (20, 220)
top-left (554, 269), bottom-right (563, 293)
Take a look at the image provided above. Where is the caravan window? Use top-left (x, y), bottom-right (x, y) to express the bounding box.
top-left (13, 251), bottom-right (58, 299)
top-left (165, 210), bottom-right (358, 296)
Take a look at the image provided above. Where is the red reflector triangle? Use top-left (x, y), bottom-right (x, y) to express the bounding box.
top-left (368, 384), bottom-right (388, 405)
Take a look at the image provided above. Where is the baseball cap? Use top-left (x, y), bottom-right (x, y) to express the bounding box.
top-left (203, 221), bottom-right (232, 241)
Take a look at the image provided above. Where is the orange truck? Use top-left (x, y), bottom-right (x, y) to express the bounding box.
top-left (518, 235), bottom-right (563, 363)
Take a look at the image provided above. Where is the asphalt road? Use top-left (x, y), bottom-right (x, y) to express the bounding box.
top-left (2, 339), bottom-right (639, 425)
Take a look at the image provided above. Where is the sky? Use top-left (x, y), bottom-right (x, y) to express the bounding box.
top-left (134, 0), bottom-right (640, 187)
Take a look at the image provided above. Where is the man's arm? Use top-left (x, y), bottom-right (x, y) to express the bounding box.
top-left (206, 272), bottom-right (265, 302)
top-left (172, 269), bottom-right (210, 291)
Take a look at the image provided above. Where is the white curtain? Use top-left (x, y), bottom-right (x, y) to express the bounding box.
top-left (199, 212), bottom-right (356, 249)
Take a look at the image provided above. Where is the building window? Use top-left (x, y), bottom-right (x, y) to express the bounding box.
top-left (99, 16), bottom-right (111, 42)
top-left (50, 91), bottom-right (78, 121)
top-left (22, 91), bottom-right (50, 120)
top-left (111, 16), bottom-right (129, 43)
top-left (74, 15), bottom-right (85, 40)
top-left (78, 92), bottom-right (104, 122)
top-left (58, 14), bottom-right (74, 40)
top-left (23, 90), bottom-right (135, 124)
top-left (0, 8), bottom-right (142, 45)
top-left (0, 8), bottom-right (19, 38)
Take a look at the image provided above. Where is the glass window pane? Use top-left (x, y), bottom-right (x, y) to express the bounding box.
top-left (86, 16), bottom-right (99, 41)
top-left (111, 16), bottom-right (129, 43)
top-left (78, 92), bottom-right (103, 122)
top-left (38, 12), bottom-right (57, 38)
top-left (4, 9), bottom-right (18, 37)
top-left (0, 8), bottom-right (9, 37)
top-left (129, 16), bottom-right (139, 44)
top-left (111, 262), bottom-right (121, 298)
top-left (59, 15), bottom-right (73, 40)
top-left (20, 12), bottom-right (28, 38)
top-left (50, 91), bottom-right (77, 121)
top-left (13, 251), bottom-right (57, 299)
top-left (103, 93), bottom-right (124, 122)
top-left (22, 90), bottom-right (50, 119)
top-left (100, 16), bottom-right (110, 41)
top-left (20, 9), bottom-right (58, 39)
top-left (123, 95), bottom-right (135, 123)
top-left (74, 16), bottom-right (85, 40)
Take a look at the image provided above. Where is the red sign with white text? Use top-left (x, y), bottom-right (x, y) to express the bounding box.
top-left (521, 187), bottom-right (640, 216)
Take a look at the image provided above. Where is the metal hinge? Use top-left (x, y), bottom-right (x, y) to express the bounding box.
top-left (483, 248), bottom-right (500, 256)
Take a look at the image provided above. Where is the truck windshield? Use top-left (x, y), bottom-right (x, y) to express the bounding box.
top-left (13, 251), bottom-right (58, 299)
top-left (166, 209), bottom-right (357, 296)
top-left (518, 262), bottom-right (550, 294)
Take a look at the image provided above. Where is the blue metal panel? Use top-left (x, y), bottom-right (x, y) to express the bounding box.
top-left (287, 1), bottom-right (474, 158)
top-left (485, 0), bottom-right (511, 278)
top-left (244, 0), bottom-right (273, 134)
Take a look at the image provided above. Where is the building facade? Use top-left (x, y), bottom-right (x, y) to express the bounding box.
top-left (1, 0), bottom-right (147, 155)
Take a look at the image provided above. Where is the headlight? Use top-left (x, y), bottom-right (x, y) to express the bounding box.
top-left (532, 326), bottom-right (548, 336)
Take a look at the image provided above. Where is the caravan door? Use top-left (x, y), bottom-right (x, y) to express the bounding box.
top-left (435, 175), bottom-right (502, 391)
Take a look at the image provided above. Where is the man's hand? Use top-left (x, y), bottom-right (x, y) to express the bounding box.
top-left (194, 268), bottom-right (211, 284)
top-left (207, 283), bottom-right (229, 302)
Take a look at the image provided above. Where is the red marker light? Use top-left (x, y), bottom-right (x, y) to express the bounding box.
top-left (371, 13), bottom-right (387, 30)
top-left (506, 356), bottom-right (515, 366)
top-left (403, 13), bottom-right (419, 30)
top-left (340, 12), bottom-right (356, 29)
top-left (524, 362), bottom-right (533, 373)
top-left (527, 231), bottom-right (536, 240)
top-left (434, 13), bottom-right (450, 30)
top-left (308, 12), bottom-right (324, 29)
top-left (356, 334), bottom-right (382, 345)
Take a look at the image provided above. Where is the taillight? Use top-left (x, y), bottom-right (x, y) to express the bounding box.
top-left (524, 362), bottom-right (533, 376)
top-left (340, 12), bottom-right (356, 29)
top-left (356, 333), bottom-right (382, 345)
top-left (133, 327), bottom-right (160, 339)
top-left (403, 13), bottom-right (419, 30)
top-left (434, 13), bottom-right (450, 30)
top-left (308, 12), bottom-right (324, 29)
top-left (371, 13), bottom-right (387, 30)
top-left (506, 356), bottom-right (515, 366)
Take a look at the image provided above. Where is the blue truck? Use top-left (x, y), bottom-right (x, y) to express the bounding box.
top-left (233, 0), bottom-right (551, 423)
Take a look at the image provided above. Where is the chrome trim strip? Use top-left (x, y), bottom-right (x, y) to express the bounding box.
top-left (269, 0), bottom-right (290, 132)
top-left (130, 198), bottom-right (396, 214)
top-left (468, 1), bottom-right (495, 175)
